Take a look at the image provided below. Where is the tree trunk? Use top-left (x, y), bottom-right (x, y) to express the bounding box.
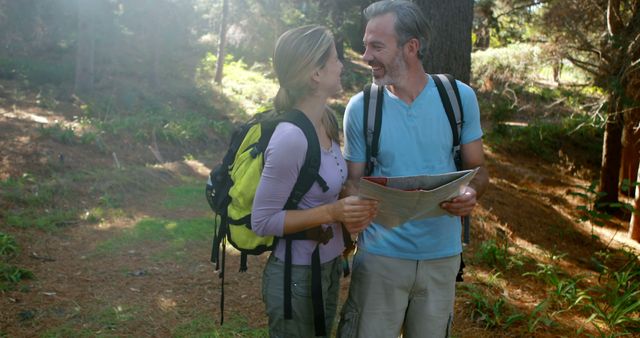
top-left (620, 108), bottom-right (640, 197)
top-left (415, 0), bottom-right (474, 84)
top-left (147, 0), bottom-right (161, 88)
top-left (74, 0), bottom-right (96, 94)
top-left (214, 0), bottom-right (229, 84)
top-left (629, 159), bottom-right (640, 241)
top-left (597, 95), bottom-right (624, 209)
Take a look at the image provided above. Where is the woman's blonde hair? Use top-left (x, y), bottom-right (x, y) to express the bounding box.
top-left (273, 25), bottom-right (340, 142)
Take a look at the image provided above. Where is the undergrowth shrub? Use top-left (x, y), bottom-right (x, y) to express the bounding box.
top-left (199, 53), bottom-right (278, 116)
top-left (460, 284), bottom-right (525, 329)
top-left (577, 252), bottom-right (640, 335)
top-left (471, 43), bottom-right (545, 89)
top-left (0, 174), bottom-right (76, 230)
top-left (486, 114), bottom-right (602, 163)
top-left (0, 57), bottom-right (74, 85)
top-left (0, 232), bottom-right (33, 291)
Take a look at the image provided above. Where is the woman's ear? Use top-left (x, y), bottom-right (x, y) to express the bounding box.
top-left (311, 68), bottom-right (322, 83)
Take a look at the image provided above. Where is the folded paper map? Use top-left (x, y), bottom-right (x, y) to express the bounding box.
top-left (358, 168), bottom-right (479, 228)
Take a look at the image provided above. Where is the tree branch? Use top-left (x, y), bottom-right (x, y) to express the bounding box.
top-left (494, 0), bottom-right (547, 20)
top-left (565, 55), bottom-right (600, 76)
top-left (607, 0), bottom-right (623, 36)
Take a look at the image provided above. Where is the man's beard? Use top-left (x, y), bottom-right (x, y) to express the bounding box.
top-left (372, 50), bottom-right (407, 86)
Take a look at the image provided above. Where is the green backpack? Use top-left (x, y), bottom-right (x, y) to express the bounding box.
top-left (206, 109), bottom-right (338, 336)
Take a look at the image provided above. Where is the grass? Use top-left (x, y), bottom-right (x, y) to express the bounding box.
top-left (460, 284), bottom-right (525, 330)
top-left (0, 174), bottom-right (79, 230)
top-left (163, 181), bottom-right (207, 211)
top-left (0, 263), bottom-right (34, 291)
top-left (93, 176), bottom-right (212, 257)
top-left (173, 315), bottom-right (268, 337)
top-left (41, 304), bottom-right (140, 338)
top-left (95, 217), bottom-right (211, 258)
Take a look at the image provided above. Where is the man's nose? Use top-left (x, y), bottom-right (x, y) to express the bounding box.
top-left (362, 47), bottom-right (373, 62)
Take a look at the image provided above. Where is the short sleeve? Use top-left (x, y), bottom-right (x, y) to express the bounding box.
top-left (343, 92), bottom-right (366, 163)
top-left (457, 81), bottom-right (483, 145)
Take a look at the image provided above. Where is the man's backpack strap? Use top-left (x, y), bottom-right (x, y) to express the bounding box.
top-left (432, 74), bottom-right (463, 170)
top-left (431, 74), bottom-right (471, 245)
top-left (432, 74), bottom-right (470, 282)
top-left (363, 84), bottom-right (384, 176)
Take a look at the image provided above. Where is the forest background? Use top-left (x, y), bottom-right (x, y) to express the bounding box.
top-left (1, 0), bottom-right (640, 337)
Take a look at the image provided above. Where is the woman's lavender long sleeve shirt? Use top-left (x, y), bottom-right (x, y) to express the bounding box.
top-left (251, 122), bottom-right (347, 265)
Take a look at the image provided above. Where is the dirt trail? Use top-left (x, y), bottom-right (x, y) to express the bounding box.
top-left (2, 97), bottom-right (640, 337)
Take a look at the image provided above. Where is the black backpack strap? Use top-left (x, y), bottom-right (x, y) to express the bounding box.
top-left (310, 244), bottom-right (326, 336)
top-left (432, 74), bottom-right (471, 243)
top-left (284, 238), bottom-right (293, 320)
top-left (431, 74), bottom-right (463, 170)
top-left (363, 84), bottom-right (384, 176)
top-left (275, 109), bottom-right (329, 336)
top-left (432, 74), bottom-right (470, 283)
top-left (281, 110), bottom-right (328, 209)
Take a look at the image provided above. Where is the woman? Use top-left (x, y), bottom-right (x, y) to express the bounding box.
top-left (251, 25), bottom-right (377, 337)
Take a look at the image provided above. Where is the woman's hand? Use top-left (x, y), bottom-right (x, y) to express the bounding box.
top-left (330, 196), bottom-right (377, 234)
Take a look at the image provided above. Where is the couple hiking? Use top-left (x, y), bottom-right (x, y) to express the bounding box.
top-left (210, 1), bottom-right (489, 337)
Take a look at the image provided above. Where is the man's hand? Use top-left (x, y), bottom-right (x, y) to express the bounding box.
top-left (440, 186), bottom-right (477, 216)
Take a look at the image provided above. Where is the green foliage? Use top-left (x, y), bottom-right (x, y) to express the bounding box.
top-left (84, 193), bottom-right (125, 223)
top-left (41, 327), bottom-right (94, 338)
top-left (91, 305), bottom-right (138, 331)
top-left (163, 182), bottom-right (206, 211)
top-left (474, 237), bottom-right (530, 271)
top-left (578, 253), bottom-right (640, 336)
top-left (475, 239), bottom-right (510, 269)
top-left (0, 57), bottom-right (74, 85)
top-left (0, 232), bottom-right (18, 258)
top-left (486, 114), bottom-right (603, 163)
top-left (1, 174), bottom-right (56, 207)
top-left (525, 299), bottom-right (558, 333)
top-left (39, 123), bottom-right (77, 144)
top-left (86, 106), bottom-right (215, 145)
top-left (568, 181), bottom-right (634, 241)
top-left (471, 43), bottom-right (545, 87)
top-left (172, 314), bottom-right (268, 337)
top-left (5, 209), bottom-right (77, 229)
top-left (461, 284), bottom-right (525, 329)
top-left (200, 53), bottom-right (278, 116)
top-left (1, 174), bottom-right (78, 230)
top-left (0, 263), bottom-right (34, 291)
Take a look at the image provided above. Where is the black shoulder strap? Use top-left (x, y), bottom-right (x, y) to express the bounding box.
top-left (363, 83), bottom-right (384, 176)
top-left (431, 74), bottom-right (471, 245)
top-left (279, 110), bottom-right (328, 210)
top-left (275, 110), bottom-right (330, 336)
top-left (431, 74), bottom-right (463, 170)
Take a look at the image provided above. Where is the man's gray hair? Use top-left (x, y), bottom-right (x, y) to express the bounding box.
top-left (364, 0), bottom-right (430, 60)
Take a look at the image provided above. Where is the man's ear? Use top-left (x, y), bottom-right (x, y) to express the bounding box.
top-left (405, 38), bottom-right (420, 58)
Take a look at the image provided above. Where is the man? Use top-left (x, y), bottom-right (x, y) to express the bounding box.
top-left (338, 1), bottom-right (489, 337)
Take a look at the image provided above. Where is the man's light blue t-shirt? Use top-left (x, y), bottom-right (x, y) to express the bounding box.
top-left (343, 74), bottom-right (483, 260)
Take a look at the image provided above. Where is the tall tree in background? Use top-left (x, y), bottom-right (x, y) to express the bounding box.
top-left (74, 0), bottom-right (97, 94)
top-left (415, 0), bottom-right (474, 84)
top-left (543, 0), bottom-right (640, 240)
top-left (214, 0), bottom-right (229, 84)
